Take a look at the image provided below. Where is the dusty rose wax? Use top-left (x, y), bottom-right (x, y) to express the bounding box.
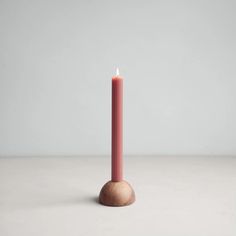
top-left (111, 69), bottom-right (123, 182)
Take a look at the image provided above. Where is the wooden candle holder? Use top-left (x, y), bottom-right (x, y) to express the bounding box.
top-left (99, 180), bottom-right (135, 207)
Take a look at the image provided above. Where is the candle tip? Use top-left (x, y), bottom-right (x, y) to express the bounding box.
top-left (116, 68), bottom-right (119, 76)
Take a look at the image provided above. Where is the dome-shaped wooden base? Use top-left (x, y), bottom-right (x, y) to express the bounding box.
top-left (99, 180), bottom-right (135, 207)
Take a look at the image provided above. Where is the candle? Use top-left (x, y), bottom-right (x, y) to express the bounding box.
top-left (98, 68), bottom-right (135, 206)
top-left (111, 68), bottom-right (123, 182)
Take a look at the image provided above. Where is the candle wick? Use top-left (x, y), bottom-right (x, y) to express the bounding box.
top-left (116, 68), bottom-right (119, 76)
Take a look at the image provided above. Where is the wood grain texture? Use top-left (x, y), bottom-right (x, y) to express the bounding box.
top-left (99, 180), bottom-right (135, 207)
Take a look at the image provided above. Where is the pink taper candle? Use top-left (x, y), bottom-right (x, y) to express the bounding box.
top-left (111, 68), bottom-right (123, 182)
top-left (98, 69), bottom-right (135, 206)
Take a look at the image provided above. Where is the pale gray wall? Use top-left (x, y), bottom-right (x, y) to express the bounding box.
top-left (1, 0), bottom-right (236, 156)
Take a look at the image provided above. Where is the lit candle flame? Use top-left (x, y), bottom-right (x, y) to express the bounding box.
top-left (116, 68), bottom-right (119, 76)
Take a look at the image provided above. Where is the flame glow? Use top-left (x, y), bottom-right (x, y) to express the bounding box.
top-left (116, 68), bottom-right (119, 76)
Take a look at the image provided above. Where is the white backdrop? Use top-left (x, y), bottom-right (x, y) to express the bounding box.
top-left (1, 0), bottom-right (236, 156)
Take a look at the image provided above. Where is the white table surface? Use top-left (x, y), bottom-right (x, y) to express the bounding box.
top-left (0, 156), bottom-right (235, 236)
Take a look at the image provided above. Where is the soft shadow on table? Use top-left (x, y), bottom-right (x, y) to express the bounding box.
top-left (3, 194), bottom-right (100, 210)
top-left (34, 195), bottom-right (99, 208)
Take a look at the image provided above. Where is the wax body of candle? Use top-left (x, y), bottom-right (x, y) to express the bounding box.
top-left (111, 72), bottom-right (123, 182)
